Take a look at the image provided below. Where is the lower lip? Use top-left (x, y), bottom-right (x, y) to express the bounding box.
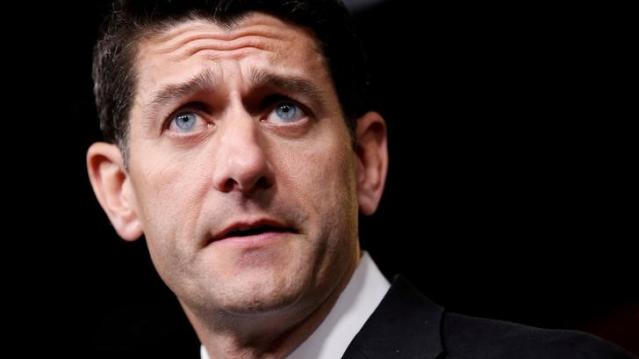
top-left (212, 231), bottom-right (292, 248)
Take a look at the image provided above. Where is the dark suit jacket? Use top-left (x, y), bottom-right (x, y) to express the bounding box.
top-left (95, 276), bottom-right (637, 358)
top-left (342, 276), bottom-right (637, 359)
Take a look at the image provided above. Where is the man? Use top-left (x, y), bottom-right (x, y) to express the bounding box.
top-left (86, 1), bottom-right (636, 358)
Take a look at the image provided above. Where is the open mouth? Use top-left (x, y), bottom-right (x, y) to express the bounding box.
top-left (224, 225), bottom-right (295, 238)
top-left (210, 220), bottom-right (299, 244)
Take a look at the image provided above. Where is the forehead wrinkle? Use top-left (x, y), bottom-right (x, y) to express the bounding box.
top-left (149, 14), bottom-right (246, 43)
top-left (148, 16), bottom-right (289, 56)
top-left (183, 37), bottom-right (272, 59)
top-left (140, 15), bottom-right (322, 68)
top-left (154, 27), bottom-right (287, 56)
top-left (147, 31), bottom-right (293, 66)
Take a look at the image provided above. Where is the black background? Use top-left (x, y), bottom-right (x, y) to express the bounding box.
top-left (12, 0), bottom-right (636, 356)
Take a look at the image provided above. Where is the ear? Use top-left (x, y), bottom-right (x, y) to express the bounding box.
top-left (86, 142), bottom-right (143, 241)
top-left (355, 111), bottom-right (388, 215)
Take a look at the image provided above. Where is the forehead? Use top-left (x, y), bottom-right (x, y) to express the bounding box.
top-left (133, 13), bottom-right (328, 90)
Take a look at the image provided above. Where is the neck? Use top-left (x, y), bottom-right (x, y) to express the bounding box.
top-left (184, 258), bottom-right (359, 359)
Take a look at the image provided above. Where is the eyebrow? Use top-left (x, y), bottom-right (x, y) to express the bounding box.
top-left (248, 68), bottom-right (326, 107)
top-left (145, 67), bottom-right (326, 119)
top-left (147, 69), bottom-right (217, 115)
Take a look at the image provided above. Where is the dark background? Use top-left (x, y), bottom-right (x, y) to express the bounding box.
top-left (13, 0), bottom-right (636, 356)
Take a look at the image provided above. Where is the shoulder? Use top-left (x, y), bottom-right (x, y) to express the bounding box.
top-left (344, 275), bottom-right (636, 359)
top-left (443, 312), bottom-right (636, 359)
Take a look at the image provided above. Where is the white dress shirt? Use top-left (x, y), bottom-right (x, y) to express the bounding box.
top-left (201, 252), bottom-right (390, 359)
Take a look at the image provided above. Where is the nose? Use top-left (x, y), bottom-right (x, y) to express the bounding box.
top-left (212, 111), bottom-right (273, 194)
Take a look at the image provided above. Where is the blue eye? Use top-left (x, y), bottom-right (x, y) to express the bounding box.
top-left (271, 102), bottom-right (305, 123)
top-left (171, 112), bottom-right (198, 132)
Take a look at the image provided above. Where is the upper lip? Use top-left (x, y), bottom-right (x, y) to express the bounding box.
top-left (210, 218), bottom-right (296, 243)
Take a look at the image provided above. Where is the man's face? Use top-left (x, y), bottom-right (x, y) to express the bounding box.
top-left (125, 13), bottom-right (360, 315)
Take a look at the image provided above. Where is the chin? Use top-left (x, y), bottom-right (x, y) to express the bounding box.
top-left (218, 280), bottom-right (304, 315)
top-left (207, 262), bottom-right (303, 309)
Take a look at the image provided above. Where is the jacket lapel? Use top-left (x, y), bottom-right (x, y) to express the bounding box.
top-left (342, 276), bottom-right (445, 359)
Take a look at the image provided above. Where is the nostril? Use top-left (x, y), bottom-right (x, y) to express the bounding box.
top-left (221, 178), bottom-right (238, 193)
top-left (219, 175), bottom-right (271, 193)
top-left (255, 175), bottom-right (272, 189)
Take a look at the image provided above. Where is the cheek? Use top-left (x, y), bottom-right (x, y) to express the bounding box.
top-left (131, 141), bottom-right (213, 216)
top-left (131, 164), bottom-right (205, 287)
top-left (129, 153), bottom-right (208, 255)
top-left (279, 138), bottom-right (359, 239)
top-left (293, 144), bottom-right (360, 283)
